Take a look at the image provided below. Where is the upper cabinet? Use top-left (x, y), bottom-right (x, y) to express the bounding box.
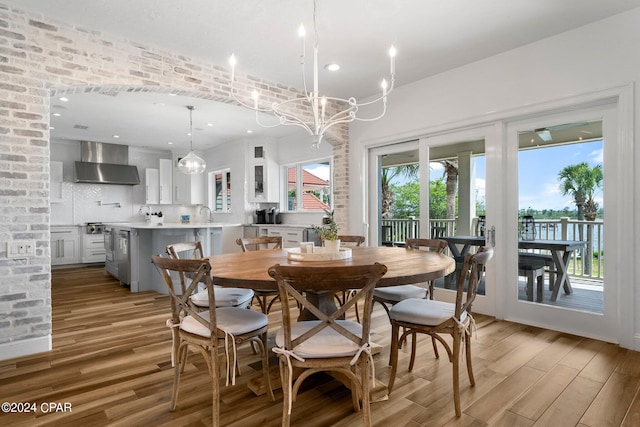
top-left (144, 158), bottom-right (173, 205)
top-left (50, 161), bottom-right (63, 203)
top-left (248, 144), bottom-right (279, 203)
top-left (173, 154), bottom-right (205, 205)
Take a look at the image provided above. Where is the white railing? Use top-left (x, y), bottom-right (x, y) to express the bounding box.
top-left (380, 216), bottom-right (604, 280)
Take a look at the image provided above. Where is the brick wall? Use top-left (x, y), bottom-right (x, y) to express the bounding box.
top-left (0, 2), bottom-right (348, 357)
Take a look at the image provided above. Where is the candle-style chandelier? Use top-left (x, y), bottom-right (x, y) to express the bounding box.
top-left (228, 0), bottom-right (396, 148)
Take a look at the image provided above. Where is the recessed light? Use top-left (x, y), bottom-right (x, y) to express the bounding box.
top-left (50, 126), bottom-right (55, 130)
top-left (52, 113), bottom-right (61, 117)
top-left (168, 141), bottom-right (173, 145)
top-left (112, 134), bottom-right (120, 138)
top-left (324, 63), bottom-right (340, 71)
top-left (168, 93), bottom-right (177, 97)
top-left (247, 130), bottom-right (253, 134)
top-left (207, 123), bottom-right (214, 127)
top-left (58, 97), bottom-right (69, 102)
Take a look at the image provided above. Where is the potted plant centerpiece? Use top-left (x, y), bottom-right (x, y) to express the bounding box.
top-left (313, 209), bottom-right (340, 252)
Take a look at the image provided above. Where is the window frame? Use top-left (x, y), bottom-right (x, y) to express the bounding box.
top-left (208, 168), bottom-right (231, 213)
top-left (282, 157), bottom-right (333, 213)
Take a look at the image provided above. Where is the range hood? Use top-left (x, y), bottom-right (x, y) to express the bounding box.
top-left (74, 141), bottom-right (140, 185)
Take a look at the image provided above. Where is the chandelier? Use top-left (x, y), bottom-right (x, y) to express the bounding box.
top-left (178, 106), bottom-right (206, 175)
top-left (228, 0), bottom-right (396, 148)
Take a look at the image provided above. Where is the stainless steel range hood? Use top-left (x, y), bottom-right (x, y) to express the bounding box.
top-left (74, 141), bottom-right (140, 185)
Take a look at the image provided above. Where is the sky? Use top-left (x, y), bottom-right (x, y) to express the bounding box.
top-left (396, 139), bottom-right (604, 211)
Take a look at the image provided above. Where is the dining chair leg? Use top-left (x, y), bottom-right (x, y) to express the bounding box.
top-left (170, 347), bottom-right (182, 411)
top-left (361, 357), bottom-right (372, 427)
top-left (452, 332), bottom-right (462, 417)
top-left (465, 331), bottom-right (475, 386)
top-left (408, 332), bottom-right (417, 371)
top-left (260, 332), bottom-right (275, 401)
top-left (388, 323), bottom-right (400, 393)
top-left (210, 346), bottom-right (220, 427)
top-left (279, 357), bottom-right (292, 427)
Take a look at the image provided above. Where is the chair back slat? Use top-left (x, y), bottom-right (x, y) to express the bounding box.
top-left (405, 238), bottom-right (447, 253)
top-left (454, 247), bottom-right (493, 319)
top-left (236, 236), bottom-right (283, 252)
top-left (319, 235), bottom-right (365, 247)
top-left (268, 263), bottom-right (386, 352)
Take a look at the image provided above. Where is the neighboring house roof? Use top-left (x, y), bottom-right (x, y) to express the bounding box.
top-left (288, 168), bottom-right (329, 187)
top-left (303, 193), bottom-right (330, 211)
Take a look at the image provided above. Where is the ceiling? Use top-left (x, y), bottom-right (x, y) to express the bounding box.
top-left (7, 0), bottom-right (639, 151)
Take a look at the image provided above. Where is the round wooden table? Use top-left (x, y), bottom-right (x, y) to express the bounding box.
top-left (209, 246), bottom-right (455, 318)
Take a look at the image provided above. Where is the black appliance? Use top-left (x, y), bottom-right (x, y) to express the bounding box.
top-left (268, 207), bottom-right (281, 224)
top-left (85, 222), bottom-right (105, 234)
top-left (255, 209), bottom-right (267, 224)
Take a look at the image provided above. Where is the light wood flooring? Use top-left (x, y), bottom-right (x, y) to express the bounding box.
top-left (1, 266), bottom-right (639, 426)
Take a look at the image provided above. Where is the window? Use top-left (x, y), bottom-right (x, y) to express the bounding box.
top-left (209, 169), bottom-right (231, 212)
top-left (284, 159), bottom-right (332, 212)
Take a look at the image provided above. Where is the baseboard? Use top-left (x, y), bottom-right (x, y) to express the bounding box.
top-left (633, 334), bottom-right (640, 351)
top-left (0, 335), bottom-right (51, 361)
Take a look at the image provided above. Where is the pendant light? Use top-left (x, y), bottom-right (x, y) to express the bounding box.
top-left (178, 105), bottom-right (206, 175)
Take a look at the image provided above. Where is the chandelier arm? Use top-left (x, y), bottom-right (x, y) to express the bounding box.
top-left (272, 112), bottom-right (315, 134)
top-left (351, 101), bottom-right (388, 122)
top-left (229, 81), bottom-right (274, 113)
top-left (254, 110), bottom-right (283, 129)
top-left (354, 83), bottom-right (395, 108)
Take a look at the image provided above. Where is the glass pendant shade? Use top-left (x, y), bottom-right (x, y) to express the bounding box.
top-left (179, 105), bottom-right (206, 175)
top-left (178, 151), bottom-right (206, 175)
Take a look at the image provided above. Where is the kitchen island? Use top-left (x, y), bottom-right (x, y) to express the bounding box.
top-left (104, 222), bottom-right (242, 293)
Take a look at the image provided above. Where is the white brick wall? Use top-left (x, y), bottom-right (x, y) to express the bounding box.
top-left (0, 2), bottom-right (349, 358)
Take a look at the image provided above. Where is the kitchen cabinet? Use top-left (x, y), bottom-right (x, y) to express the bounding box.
top-left (159, 158), bottom-right (172, 204)
top-left (82, 234), bottom-right (106, 263)
top-left (51, 226), bottom-right (80, 265)
top-left (173, 155), bottom-right (204, 205)
top-left (248, 144), bottom-right (279, 203)
top-left (267, 227), bottom-right (304, 248)
top-left (145, 168), bottom-right (159, 204)
top-left (50, 161), bottom-right (63, 203)
top-left (144, 159), bottom-right (172, 205)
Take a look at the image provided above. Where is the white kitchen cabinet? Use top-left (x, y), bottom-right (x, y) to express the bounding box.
top-left (145, 168), bottom-right (159, 204)
top-left (82, 234), bottom-right (106, 263)
top-left (173, 155), bottom-right (204, 205)
top-left (51, 226), bottom-right (80, 265)
top-left (50, 161), bottom-right (63, 203)
top-left (159, 158), bottom-right (173, 204)
top-left (267, 227), bottom-right (303, 248)
top-left (248, 144), bottom-right (279, 203)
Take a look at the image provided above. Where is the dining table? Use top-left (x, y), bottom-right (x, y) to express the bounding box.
top-left (209, 246), bottom-right (455, 319)
top-left (208, 246), bottom-right (455, 398)
top-left (442, 235), bottom-right (586, 301)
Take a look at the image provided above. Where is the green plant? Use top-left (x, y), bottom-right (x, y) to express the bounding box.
top-left (312, 209), bottom-right (339, 241)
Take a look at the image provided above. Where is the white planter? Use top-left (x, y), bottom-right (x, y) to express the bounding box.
top-left (324, 239), bottom-right (341, 253)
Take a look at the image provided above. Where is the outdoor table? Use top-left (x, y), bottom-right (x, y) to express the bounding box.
top-left (442, 235), bottom-right (586, 301)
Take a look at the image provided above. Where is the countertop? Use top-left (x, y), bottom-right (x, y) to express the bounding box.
top-left (104, 222), bottom-right (243, 229)
top-left (245, 223), bottom-right (315, 228)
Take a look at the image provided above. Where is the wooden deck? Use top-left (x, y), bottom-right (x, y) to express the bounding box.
top-left (0, 265), bottom-right (636, 426)
top-left (434, 276), bottom-right (604, 314)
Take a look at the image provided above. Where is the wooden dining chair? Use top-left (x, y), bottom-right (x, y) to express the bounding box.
top-left (268, 263), bottom-right (387, 427)
top-left (387, 247), bottom-right (493, 417)
top-left (167, 241), bottom-right (254, 309)
top-left (151, 255), bottom-right (274, 427)
top-left (319, 234), bottom-right (365, 247)
top-left (235, 236), bottom-right (283, 314)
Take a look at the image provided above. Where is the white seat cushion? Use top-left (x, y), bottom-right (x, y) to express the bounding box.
top-left (389, 298), bottom-right (467, 326)
top-left (190, 287), bottom-right (254, 308)
top-left (374, 285), bottom-right (427, 302)
top-left (275, 320), bottom-right (365, 359)
top-left (181, 307), bottom-right (268, 337)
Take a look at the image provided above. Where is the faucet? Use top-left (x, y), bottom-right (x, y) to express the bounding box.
top-left (139, 205), bottom-right (151, 222)
top-left (200, 205), bottom-right (212, 222)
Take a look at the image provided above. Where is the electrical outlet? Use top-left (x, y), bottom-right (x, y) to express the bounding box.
top-left (6, 241), bottom-right (36, 258)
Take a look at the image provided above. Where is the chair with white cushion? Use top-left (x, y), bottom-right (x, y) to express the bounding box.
top-left (387, 247), bottom-right (493, 417)
top-left (268, 263), bottom-right (387, 427)
top-left (166, 241), bottom-right (254, 309)
top-left (152, 255), bottom-right (274, 426)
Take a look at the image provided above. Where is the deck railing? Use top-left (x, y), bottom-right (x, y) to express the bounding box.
top-left (380, 217), bottom-right (604, 280)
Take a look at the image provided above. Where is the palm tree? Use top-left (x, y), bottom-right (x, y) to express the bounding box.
top-left (380, 164), bottom-right (419, 219)
top-left (558, 162), bottom-right (603, 220)
top-left (441, 160), bottom-right (459, 219)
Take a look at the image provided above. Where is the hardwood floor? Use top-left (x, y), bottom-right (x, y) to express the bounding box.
top-left (1, 265), bottom-right (639, 426)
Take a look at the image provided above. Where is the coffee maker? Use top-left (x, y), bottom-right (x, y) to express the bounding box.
top-left (267, 207), bottom-right (281, 224)
top-left (255, 209), bottom-right (267, 224)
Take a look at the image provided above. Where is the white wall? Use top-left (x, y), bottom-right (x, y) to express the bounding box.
top-left (348, 8), bottom-right (640, 348)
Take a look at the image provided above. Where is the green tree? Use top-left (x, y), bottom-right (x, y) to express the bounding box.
top-left (558, 162), bottom-right (603, 220)
top-left (429, 179), bottom-right (448, 219)
top-left (390, 182), bottom-right (420, 218)
top-left (380, 164), bottom-right (419, 218)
